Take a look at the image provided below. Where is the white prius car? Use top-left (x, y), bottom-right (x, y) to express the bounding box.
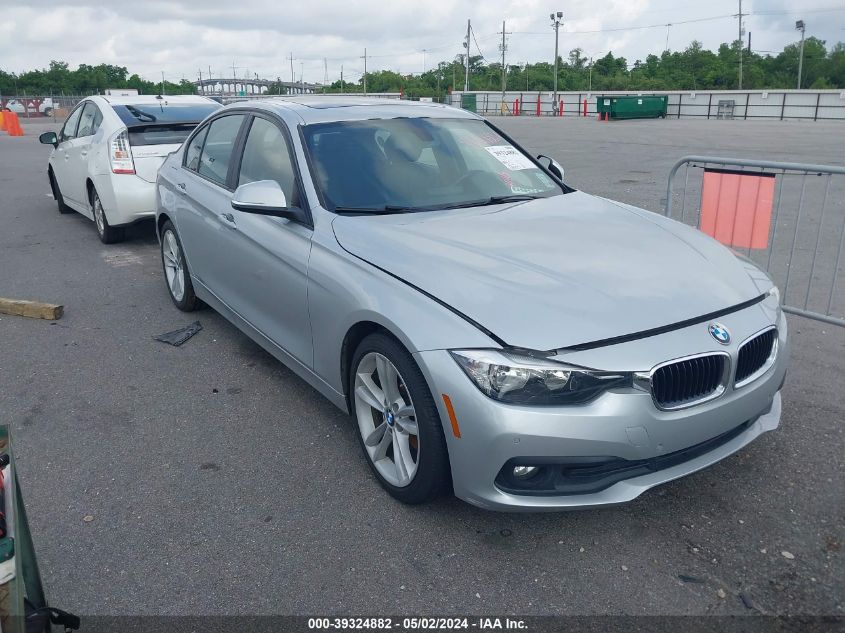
top-left (40, 94), bottom-right (221, 243)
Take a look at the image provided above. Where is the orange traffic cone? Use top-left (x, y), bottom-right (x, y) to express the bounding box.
top-left (7, 113), bottom-right (23, 136)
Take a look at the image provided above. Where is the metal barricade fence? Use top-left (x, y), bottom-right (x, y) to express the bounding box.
top-left (664, 156), bottom-right (845, 327)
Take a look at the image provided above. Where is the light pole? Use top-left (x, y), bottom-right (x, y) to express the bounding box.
top-left (796, 20), bottom-right (806, 89)
top-left (550, 11), bottom-right (563, 115)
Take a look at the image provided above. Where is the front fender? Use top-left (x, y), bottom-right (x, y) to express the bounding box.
top-left (307, 230), bottom-right (499, 395)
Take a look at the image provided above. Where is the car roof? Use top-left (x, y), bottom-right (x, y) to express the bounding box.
top-left (97, 95), bottom-right (218, 105)
top-left (227, 96), bottom-right (479, 124)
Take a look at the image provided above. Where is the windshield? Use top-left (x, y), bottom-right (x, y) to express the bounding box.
top-left (302, 117), bottom-right (564, 213)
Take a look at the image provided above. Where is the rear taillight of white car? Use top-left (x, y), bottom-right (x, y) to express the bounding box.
top-left (109, 129), bottom-right (135, 174)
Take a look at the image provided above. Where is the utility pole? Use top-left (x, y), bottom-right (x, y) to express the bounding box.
top-left (499, 21), bottom-right (511, 97)
top-left (589, 57), bottom-right (593, 91)
top-left (550, 11), bottom-right (563, 114)
top-left (288, 53), bottom-right (295, 89)
top-left (161, 71), bottom-right (165, 95)
top-left (737, 0), bottom-right (745, 89)
top-left (361, 48), bottom-right (369, 94)
top-left (464, 19), bottom-right (471, 92)
top-left (422, 49), bottom-right (427, 74)
top-left (198, 68), bottom-right (203, 94)
top-left (341, 65), bottom-right (344, 93)
top-left (665, 24), bottom-right (671, 52)
top-left (796, 20), bottom-right (806, 89)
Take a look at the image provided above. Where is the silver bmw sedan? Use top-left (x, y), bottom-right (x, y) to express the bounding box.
top-left (155, 97), bottom-right (787, 511)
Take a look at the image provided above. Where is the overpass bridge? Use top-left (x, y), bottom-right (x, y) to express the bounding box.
top-left (194, 77), bottom-right (322, 96)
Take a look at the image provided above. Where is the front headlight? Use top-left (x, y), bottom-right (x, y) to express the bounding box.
top-left (450, 349), bottom-right (630, 406)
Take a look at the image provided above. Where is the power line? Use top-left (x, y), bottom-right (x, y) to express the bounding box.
top-left (471, 25), bottom-right (489, 63)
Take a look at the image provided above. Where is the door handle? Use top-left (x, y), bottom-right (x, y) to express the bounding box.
top-left (176, 182), bottom-right (186, 194)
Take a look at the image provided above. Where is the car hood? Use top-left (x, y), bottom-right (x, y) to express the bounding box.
top-left (331, 192), bottom-right (765, 351)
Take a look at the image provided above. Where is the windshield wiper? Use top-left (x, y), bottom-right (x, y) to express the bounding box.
top-left (333, 195), bottom-right (542, 215)
top-left (437, 194), bottom-right (543, 210)
top-left (125, 105), bottom-right (157, 122)
top-left (332, 205), bottom-right (413, 215)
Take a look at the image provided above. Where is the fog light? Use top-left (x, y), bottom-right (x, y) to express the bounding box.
top-left (513, 465), bottom-right (538, 479)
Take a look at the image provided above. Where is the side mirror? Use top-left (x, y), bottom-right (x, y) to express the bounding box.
top-left (39, 131), bottom-right (58, 147)
top-left (231, 180), bottom-right (305, 222)
top-left (537, 154), bottom-right (564, 182)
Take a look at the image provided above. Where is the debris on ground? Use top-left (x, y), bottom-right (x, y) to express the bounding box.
top-left (781, 550), bottom-right (795, 560)
top-left (0, 297), bottom-right (63, 320)
top-left (678, 574), bottom-right (705, 584)
top-left (153, 321), bottom-right (202, 346)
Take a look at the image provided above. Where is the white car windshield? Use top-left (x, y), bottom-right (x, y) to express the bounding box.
top-left (303, 117), bottom-right (566, 213)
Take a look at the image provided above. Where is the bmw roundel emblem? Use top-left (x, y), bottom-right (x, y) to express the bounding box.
top-left (708, 322), bottom-right (731, 345)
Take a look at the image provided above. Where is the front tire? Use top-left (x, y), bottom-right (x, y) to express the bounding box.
top-left (350, 333), bottom-right (451, 504)
top-left (160, 220), bottom-right (200, 311)
top-left (91, 188), bottom-right (125, 244)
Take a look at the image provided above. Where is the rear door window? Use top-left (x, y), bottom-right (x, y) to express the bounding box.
top-left (76, 102), bottom-right (103, 138)
top-left (184, 125), bottom-right (209, 172)
top-left (197, 115), bottom-right (246, 187)
top-left (60, 105), bottom-right (84, 142)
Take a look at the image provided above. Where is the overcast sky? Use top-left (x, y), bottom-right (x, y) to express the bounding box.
top-left (2, 0), bottom-right (844, 85)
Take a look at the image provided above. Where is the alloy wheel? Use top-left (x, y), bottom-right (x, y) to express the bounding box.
top-left (93, 192), bottom-right (105, 236)
top-left (354, 352), bottom-right (419, 487)
top-left (162, 230), bottom-right (186, 302)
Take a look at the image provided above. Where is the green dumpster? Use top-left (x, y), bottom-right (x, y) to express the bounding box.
top-left (596, 95), bottom-right (667, 119)
top-left (460, 93), bottom-right (477, 113)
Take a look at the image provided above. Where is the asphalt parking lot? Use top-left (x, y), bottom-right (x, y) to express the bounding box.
top-left (0, 115), bottom-right (842, 618)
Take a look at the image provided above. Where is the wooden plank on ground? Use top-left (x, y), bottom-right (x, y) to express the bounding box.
top-left (0, 298), bottom-right (63, 320)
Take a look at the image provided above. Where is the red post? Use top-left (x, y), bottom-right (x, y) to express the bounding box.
top-left (559, 101), bottom-right (563, 117)
top-left (536, 94), bottom-right (541, 117)
top-left (583, 99), bottom-right (587, 117)
top-left (514, 99), bottom-right (518, 116)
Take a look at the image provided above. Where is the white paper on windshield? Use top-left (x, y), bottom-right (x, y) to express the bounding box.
top-left (484, 145), bottom-right (535, 170)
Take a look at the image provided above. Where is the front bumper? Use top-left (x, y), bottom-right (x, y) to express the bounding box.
top-left (415, 302), bottom-right (788, 511)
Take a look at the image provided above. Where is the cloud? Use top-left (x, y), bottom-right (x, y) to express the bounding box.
top-left (2, 0), bottom-right (842, 85)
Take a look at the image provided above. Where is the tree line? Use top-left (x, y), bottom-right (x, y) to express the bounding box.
top-left (2, 37), bottom-right (842, 101)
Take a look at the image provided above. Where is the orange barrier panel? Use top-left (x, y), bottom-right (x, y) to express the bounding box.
top-left (699, 168), bottom-right (775, 249)
top-left (0, 112), bottom-right (5, 132)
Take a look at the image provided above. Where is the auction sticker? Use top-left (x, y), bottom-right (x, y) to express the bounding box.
top-left (484, 145), bottom-right (534, 170)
